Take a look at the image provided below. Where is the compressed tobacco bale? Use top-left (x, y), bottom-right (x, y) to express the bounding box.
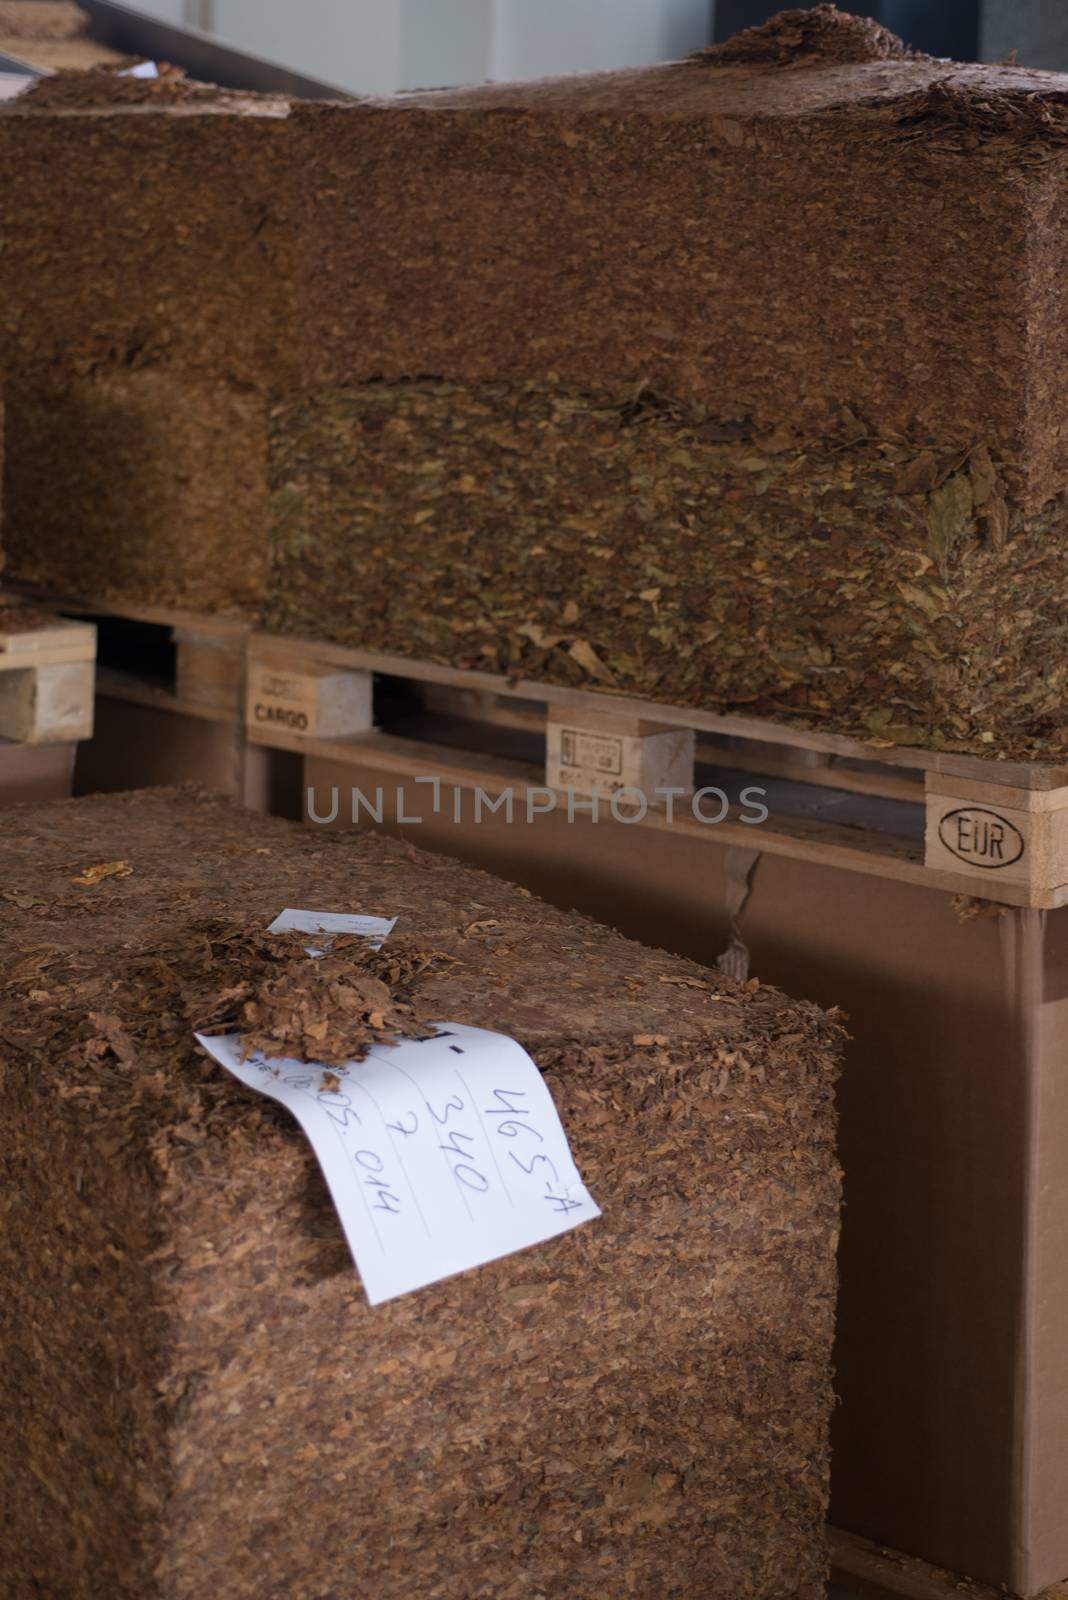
top-left (0, 786), bottom-right (842, 1600)
top-left (265, 381), bottom-right (1068, 762)
top-left (0, 69), bottom-right (291, 609)
top-left (0, 1), bottom-right (88, 39)
top-left (5, 369), bottom-right (270, 611)
top-left (295, 7), bottom-right (1068, 511)
top-left (0, 71), bottom-right (294, 388)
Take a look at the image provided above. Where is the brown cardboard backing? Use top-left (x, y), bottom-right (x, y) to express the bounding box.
top-left (304, 754), bottom-right (1068, 1595)
top-left (0, 738), bottom-right (73, 804)
top-left (75, 697), bottom-right (302, 816)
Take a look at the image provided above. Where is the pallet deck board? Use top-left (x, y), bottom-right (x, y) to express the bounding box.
top-left (294, 727), bottom-right (1065, 906)
top-left (16, 585), bottom-right (1068, 902)
top-left (0, 614), bottom-right (95, 671)
top-left (14, 586), bottom-right (1065, 786)
top-left (247, 628), bottom-right (1068, 792)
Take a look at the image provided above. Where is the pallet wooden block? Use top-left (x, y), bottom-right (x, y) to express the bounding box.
top-left (545, 705), bottom-right (694, 800)
top-left (246, 654), bottom-right (373, 741)
top-left (173, 625), bottom-right (248, 718)
top-left (0, 611), bottom-right (95, 743)
top-left (925, 773), bottom-right (1068, 898)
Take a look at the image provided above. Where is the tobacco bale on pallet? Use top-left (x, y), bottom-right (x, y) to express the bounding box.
top-left (0, 2), bottom-right (88, 39)
top-left (9, 7), bottom-right (1068, 762)
top-left (273, 8), bottom-right (1068, 761)
top-left (266, 381), bottom-right (1068, 761)
top-left (0, 787), bottom-right (842, 1600)
top-left (7, 369), bottom-right (270, 612)
top-left (0, 70), bottom-right (290, 607)
top-left (295, 10), bottom-right (1065, 509)
top-left (0, 71), bottom-right (292, 383)
top-left (0, 2), bottom-right (114, 73)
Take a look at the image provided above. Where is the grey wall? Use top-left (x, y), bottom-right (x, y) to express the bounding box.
top-left (117, 0), bottom-right (713, 95)
top-left (981, 0), bottom-right (1068, 68)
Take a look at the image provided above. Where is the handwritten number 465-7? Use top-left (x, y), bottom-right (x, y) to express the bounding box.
top-left (487, 1088), bottom-right (584, 1214)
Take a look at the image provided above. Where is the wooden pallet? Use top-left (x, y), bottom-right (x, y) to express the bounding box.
top-left (240, 628), bottom-right (1068, 909)
top-left (829, 1527), bottom-right (1068, 1600)
top-left (14, 587), bottom-right (1068, 906)
top-left (14, 592), bottom-right (301, 812)
top-left (0, 604), bottom-right (95, 744)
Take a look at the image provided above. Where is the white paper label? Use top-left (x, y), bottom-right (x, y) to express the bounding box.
top-left (194, 1023), bottom-right (600, 1304)
top-left (267, 907), bottom-right (397, 942)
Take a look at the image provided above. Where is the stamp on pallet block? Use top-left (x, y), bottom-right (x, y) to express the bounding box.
top-left (924, 775), bottom-right (1068, 899)
top-left (246, 659), bottom-right (373, 742)
top-left (546, 706), bottom-right (694, 800)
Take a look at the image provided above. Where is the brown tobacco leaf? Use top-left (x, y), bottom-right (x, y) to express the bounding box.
top-left (72, 861), bottom-right (134, 887)
top-left (1, 890), bottom-right (47, 909)
top-left (969, 444), bottom-right (1010, 551)
top-left (190, 929), bottom-right (453, 1067)
top-left (568, 638), bottom-right (616, 686)
top-left (238, 960), bottom-right (429, 1065)
top-left (894, 450), bottom-right (939, 495)
top-left (951, 895), bottom-right (1003, 922)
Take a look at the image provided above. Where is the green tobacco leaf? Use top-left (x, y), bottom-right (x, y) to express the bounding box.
top-left (926, 473), bottom-right (974, 573)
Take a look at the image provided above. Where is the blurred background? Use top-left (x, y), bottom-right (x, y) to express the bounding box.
top-left (13, 0), bottom-right (1067, 99)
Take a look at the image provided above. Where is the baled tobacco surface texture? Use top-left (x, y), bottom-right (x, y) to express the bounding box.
top-left (0, 75), bottom-right (289, 609)
top-left (5, 369), bottom-right (270, 612)
top-left (294, 20), bottom-right (1068, 510)
top-left (0, 787), bottom-right (842, 1600)
top-left (267, 381), bottom-right (1068, 761)
top-left (0, 1), bottom-right (88, 40)
top-left (0, 83), bottom-right (294, 388)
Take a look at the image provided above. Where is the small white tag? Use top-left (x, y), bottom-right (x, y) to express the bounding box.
top-left (267, 908), bottom-right (397, 941)
top-left (120, 61), bottom-right (159, 78)
top-left (194, 1023), bottom-right (600, 1305)
top-left (267, 907), bottom-right (397, 956)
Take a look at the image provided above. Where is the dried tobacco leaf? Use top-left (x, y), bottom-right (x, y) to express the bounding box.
top-left (72, 861), bottom-right (134, 887)
top-left (925, 472), bottom-right (974, 575)
top-left (265, 379), bottom-right (1068, 760)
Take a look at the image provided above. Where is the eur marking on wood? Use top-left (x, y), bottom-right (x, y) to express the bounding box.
top-left (938, 806), bottom-right (1025, 871)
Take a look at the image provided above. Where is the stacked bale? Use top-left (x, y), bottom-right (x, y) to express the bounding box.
top-left (0, 68), bottom-right (292, 611)
top-left (272, 6), bottom-right (1068, 761)
top-left (0, 1), bottom-right (117, 71)
top-left (5, 7), bottom-right (1068, 759)
top-left (0, 786), bottom-right (843, 1600)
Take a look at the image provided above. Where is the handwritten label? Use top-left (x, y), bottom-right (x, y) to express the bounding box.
top-left (267, 907), bottom-right (397, 954)
top-left (194, 1023), bottom-right (599, 1304)
top-left (937, 807), bottom-right (1025, 870)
